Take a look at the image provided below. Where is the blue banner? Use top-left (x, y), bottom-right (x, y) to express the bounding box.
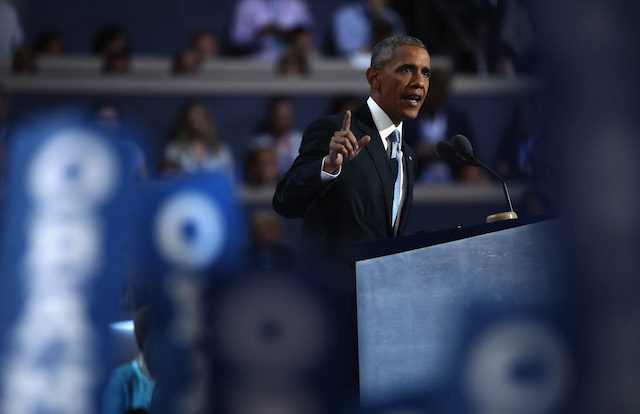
top-left (127, 173), bottom-right (245, 413)
top-left (0, 111), bottom-right (133, 413)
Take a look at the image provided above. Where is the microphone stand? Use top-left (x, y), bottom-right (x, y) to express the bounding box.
top-left (439, 137), bottom-right (518, 223)
top-left (460, 154), bottom-right (518, 223)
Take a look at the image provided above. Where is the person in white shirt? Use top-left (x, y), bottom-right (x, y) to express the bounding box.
top-left (229, 0), bottom-right (314, 59)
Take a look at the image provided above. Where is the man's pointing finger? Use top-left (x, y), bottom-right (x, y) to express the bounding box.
top-left (341, 110), bottom-right (351, 132)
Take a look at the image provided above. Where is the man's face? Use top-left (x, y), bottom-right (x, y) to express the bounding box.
top-left (367, 45), bottom-right (431, 125)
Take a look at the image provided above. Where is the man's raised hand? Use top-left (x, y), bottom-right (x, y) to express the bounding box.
top-left (323, 110), bottom-right (371, 174)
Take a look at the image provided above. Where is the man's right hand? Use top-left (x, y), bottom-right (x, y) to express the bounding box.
top-left (323, 110), bottom-right (371, 174)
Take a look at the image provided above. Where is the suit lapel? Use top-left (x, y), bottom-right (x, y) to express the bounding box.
top-left (351, 103), bottom-right (395, 234)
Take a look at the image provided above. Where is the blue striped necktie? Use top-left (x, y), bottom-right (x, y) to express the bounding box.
top-left (387, 129), bottom-right (402, 228)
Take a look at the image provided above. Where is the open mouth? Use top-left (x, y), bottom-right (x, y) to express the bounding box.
top-left (401, 94), bottom-right (422, 107)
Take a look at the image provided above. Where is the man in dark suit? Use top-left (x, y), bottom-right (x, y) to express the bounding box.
top-left (273, 36), bottom-right (430, 402)
top-left (273, 35), bottom-right (431, 269)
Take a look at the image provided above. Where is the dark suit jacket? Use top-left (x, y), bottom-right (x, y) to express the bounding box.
top-left (273, 102), bottom-right (417, 265)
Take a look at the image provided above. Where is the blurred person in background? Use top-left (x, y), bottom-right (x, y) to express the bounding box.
top-left (0, 0), bottom-right (23, 57)
top-left (450, 0), bottom-right (533, 76)
top-left (277, 27), bottom-right (318, 75)
top-left (190, 30), bottom-right (219, 61)
top-left (161, 101), bottom-right (234, 178)
top-left (102, 50), bottom-right (131, 74)
top-left (171, 48), bottom-right (202, 75)
top-left (327, 95), bottom-right (360, 116)
top-left (332, 0), bottom-right (405, 58)
top-left (245, 209), bottom-right (294, 270)
top-left (12, 46), bottom-right (37, 74)
top-left (92, 25), bottom-right (130, 57)
top-left (494, 100), bottom-right (549, 182)
top-left (451, 3), bottom-right (499, 75)
top-left (243, 146), bottom-right (279, 188)
top-left (91, 101), bottom-right (147, 178)
top-left (277, 47), bottom-right (308, 76)
top-left (491, 41), bottom-right (518, 77)
top-left (404, 67), bottom-right (482, 184)
top-left (286, 27), bottom-right (318, 59)
top-left (33, 28), bottom-right (63, 55)
top-left (249, 96), bottom-right (303, 176)
top-left (498, 0), bottom-right (535, 73)
top-left (229, 0), bottom-right (314, 59)
top-left (102, 306), bottom-right (156, 414)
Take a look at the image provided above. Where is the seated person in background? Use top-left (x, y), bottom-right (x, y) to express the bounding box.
top-left (277, 27), bottom-right (319, 75)
top-left (404, 67), bottom-right (483, 184)
top-left (229, 0), bottom-right (314, 59)
top-left (102, 306), bottom-right (156, 414)
top-left (286, 27), bottom-right (317, 59)
top-left (102, 50), bottom-right (130, 74)
top-left (494, 100), bottom-right (549, 182)
top-left (0, 0), bottom-right (24, 58)
top-left (245, 209), bottom-right (294, 270)
top-left (190, 30), bottom-right (219, 61)
top-left (249, 96), bottom-right (302, 176)
top-left (332, 0), bottom-right (405, 58)
top-left (327, 95), bottom-right (360, 116)
top-left (91, 102), bottom-right (147, 178)
top-left (33, 28), bottom-right (63, 55)
top-left (243, 146), bottom-right (279, 188)
top-left (162, 101), bottom-right (234, 178)
top-left (171, 48), bottom-right (202, 75)
top-left (277, 47), bottom-right (308, 76)
top-left (92, 25), bottom-right (130, 57)
top-left (12, 46), bottom-right (37, 74)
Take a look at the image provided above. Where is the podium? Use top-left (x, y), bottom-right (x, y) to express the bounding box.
top-left (354, 218), bottom-right (570, 409)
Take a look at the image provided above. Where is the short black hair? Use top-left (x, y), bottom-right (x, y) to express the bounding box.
top-left (370, 36), bottom-right (427, 69)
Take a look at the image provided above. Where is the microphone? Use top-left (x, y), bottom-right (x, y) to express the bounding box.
top-left (434, 140), bottom-right (461, 165)
top-left (438, 134), bottom-right (518, 222)
top-left (450, 134), bottom-right (478, 165)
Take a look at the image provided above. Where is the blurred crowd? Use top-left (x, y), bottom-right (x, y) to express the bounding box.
top-left (2, 0), bottom-right (536, 77)
top-left (0, 0), bottom-right (546, 182)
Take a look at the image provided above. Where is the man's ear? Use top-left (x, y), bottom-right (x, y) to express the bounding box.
top-left (366, 67), bottom-right (379, 90)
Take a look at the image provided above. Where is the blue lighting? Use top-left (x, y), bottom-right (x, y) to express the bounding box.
top-left (110, 320), bottom-right (134, 333)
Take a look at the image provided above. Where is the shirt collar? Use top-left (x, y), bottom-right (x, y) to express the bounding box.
top-left (367, 96), bottom-right (402, 146)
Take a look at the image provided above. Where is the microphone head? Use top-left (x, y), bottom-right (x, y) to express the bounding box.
top-left (435, 140), bottom-right (459, 164)
top-left (451, 134), bottom-right (474, 158)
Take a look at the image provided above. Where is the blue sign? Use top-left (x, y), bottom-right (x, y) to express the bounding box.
top-left (127, 173), bottom-right (245, 413)
top-left (0, 111), bottom-right (133, 413)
